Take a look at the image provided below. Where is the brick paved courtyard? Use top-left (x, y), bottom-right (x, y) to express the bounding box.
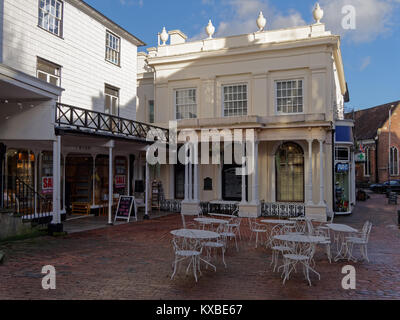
top-left (1, 193), bottom-right (399, 300)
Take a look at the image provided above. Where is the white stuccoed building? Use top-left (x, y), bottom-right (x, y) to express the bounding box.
top-left (0, 0), bottom-right (166, 231)
top-left (137, 6), bottom-right (356, 220)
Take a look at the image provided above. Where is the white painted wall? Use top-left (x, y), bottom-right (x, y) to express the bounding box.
top-left (1, 0), bottom-right (138, 120)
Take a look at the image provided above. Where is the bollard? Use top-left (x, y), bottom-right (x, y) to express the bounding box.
top-left (398, 210), bottom-right (400, 226)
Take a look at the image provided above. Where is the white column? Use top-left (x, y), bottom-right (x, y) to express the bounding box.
top-left (188, 147), bottom-right (193, 202)
top-left (319, 140), bottom-right (325, 206)
top-left (57, 136), bottom-right (61, 222)
top-left (194, 162), bottom-right (199, 202)
top-left (108, 145), bottom-right (113, 224)
top-left (252, 141), bottom-right (259, 204)
top-left (241, 142), bottom-right (246, 203)
top-left (92, 155), bottom-right (96, 206)
top-left (51, 139), bottom-right (57, 224)
top-left (34, 151), bottom-right (38, 216)
top-left (127, 155), bottom-right (131, 196)
top-left (307, 139), bottom-right (314, 205)
top-left (51, 136), bottom-right (61, 224)
top-left (184, 144), bottom-right (189, 201)
top-left (62, 154), bottom-right (66, 211)
top-left (145, 154), bottom-right (150, 219)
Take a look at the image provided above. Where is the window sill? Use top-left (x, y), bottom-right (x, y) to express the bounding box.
top-left (105, 59), bottom-right (121, 68)
top-left (37, 25), bottom-right (64, 40)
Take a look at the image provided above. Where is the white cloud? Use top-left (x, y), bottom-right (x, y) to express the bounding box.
top-left (360, 56), bottom-right (372, 71)
top-left (192, 0), bottom-right (306, 40)
top-left (319, 0), bottom-right (398, 43)
top-left (119, 0), bottom-right (143, 7)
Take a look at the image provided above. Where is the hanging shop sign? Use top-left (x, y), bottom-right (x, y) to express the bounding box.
top-left (114, 196), bottom-right (136, 222)
top-left (42, 177), bottom-right (53, 194)
top-left (355, 153), bottom-right (366, 163)
top-left (115, 175), bottom-right (126, 188)
top-left (336, 163), bottom-right (349, 173)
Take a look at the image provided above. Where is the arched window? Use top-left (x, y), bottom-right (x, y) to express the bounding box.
top-left (364, 147), bottom-right (371, 177)
top-left (390, 146), bottom-right (399, 176)
top-left (275, 142), bottom-right (304, 202)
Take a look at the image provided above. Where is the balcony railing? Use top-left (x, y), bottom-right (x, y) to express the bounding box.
top-left (56, 103), bottom-right (169, 142)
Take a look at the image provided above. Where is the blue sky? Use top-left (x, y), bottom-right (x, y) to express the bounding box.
top-left (85, 0), bottom-right (400, 110)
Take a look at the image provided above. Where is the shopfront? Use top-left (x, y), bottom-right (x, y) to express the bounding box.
top-left (2, 144), bottom-right (136, 217)
top-left (334, 122), bottom-right (356, 215)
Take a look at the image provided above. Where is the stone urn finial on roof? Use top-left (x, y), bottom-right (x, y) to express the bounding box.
top-left (256, 11), bottom-right (267, 31)
top-left (160, 27), bottom-right (169, 45)
top-left (313, 3), bottom-right (324, 23)
top-left (205, 20), bottom-right (215, 39)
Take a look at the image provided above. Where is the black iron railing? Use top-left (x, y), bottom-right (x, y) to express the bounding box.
top-left (56, 103), bottom-right (169, 142)
top-left (3, 175), bottom-right (52, 223)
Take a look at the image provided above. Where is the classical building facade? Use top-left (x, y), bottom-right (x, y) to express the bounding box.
top-left (137, 9), bottom-right (355, 220)
top-left (0, 0), bottom-right (165, 228)
top-left (351, 101), bottom-right (400, 186)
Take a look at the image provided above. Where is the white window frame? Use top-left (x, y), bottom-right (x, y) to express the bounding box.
top-left (390, 146), bottom-right (399, 176)
top-left (364, 147), bottom-right (371, 177)
top-left (275, 79), bottom-right (304, 115)
top-left (36, 58), bottom-right (61, 86)
top-left (38, 0), bottom-right (63, 37)
top-left (104, 85), bottom-right (120, 116)
top-left (106, 31), bottom-right (121, 66)
top-left (222, 83), bottom-right (248, 117)
top-left (174, 88), bottom-right (197, 120)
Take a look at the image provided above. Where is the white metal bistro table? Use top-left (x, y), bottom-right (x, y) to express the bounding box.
top-left (262, 220), bottom-right (297, 247)
top-left (274, 234), bottom-right (326, 243)
top-left (209, 213), bottom-right (236, 219)
top-left (170, 229), bottom-right (220, 271)
top-left (326, 224), bottom-right (358, 261)
top-left (261, 219), bottom-right (296, 225)
top-left (194, 218), bottom-right (229, 230)
top-left (289, 217), bottom-right (315, 221)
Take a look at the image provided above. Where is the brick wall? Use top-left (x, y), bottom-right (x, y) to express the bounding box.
top-left (1, 0), bottom-right (138, 120)
top-left (376, 104), bottom-right (400, 183)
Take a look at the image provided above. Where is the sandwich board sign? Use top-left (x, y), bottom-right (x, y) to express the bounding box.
top-left (114, 196), bottom-right (136, 223)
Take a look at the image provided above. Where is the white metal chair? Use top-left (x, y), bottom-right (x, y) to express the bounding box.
top-left (171, 237), bottom-right (203, 282)
top-left (282, 241), bottom-right (320, 286)
top-left (270, 224), bottom-right (293, 272)
top-left (315, 227), bottom-right (332, 263)
top-left (226, 217), bottom-right (242, 240)
top-left (248, 217), bottom-right (268, 248)
top-left (203, 224), bottom-right (227, 268)
top-left (219, 221), bottom-right (239, 252)
top-left (345, 221), bottom-right (373, 262)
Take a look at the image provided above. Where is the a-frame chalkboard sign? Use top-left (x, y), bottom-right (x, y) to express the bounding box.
top-left (114, 196), bottom-right (136, 223)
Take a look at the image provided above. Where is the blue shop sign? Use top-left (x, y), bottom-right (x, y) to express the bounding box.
top-left (336, 163), bottom-right (349, 173)
top-left (335, 126), bottom-right (352, 143)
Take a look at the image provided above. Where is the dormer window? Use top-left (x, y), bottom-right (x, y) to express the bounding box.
top-left (276, 80), bottom-right (303, 114)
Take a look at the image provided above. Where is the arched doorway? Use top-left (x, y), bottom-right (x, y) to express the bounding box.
top-left (275, 142), bottom-right (304, 202)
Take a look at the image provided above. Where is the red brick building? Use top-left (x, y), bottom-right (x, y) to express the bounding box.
top-left (350, 101), bottom-right (400, 186)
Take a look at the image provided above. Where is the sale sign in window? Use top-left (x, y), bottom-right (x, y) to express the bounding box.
top-left (115, 175), bottom-right (126, 188)
top-left (42, 177), bottom-right (53, 194)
